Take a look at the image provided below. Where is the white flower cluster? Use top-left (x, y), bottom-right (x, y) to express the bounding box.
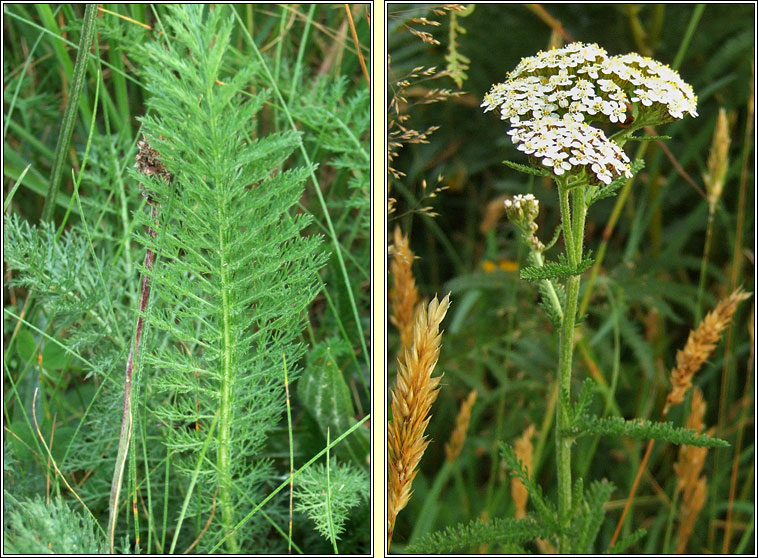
top-left (508, 115), bottom-right (632, 184)
top-left (504, 193), bottom-right (539, 218)
top-left (483, 42), bottom-right (698, 184)
top-left (482, 42), bottom-right (698, 124)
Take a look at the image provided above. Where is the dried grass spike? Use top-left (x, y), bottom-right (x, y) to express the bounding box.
top-left (445, 389), bottom-right (478, 462)
top-left (511, 424), bottom-right (535, 519)
top-left (480, 194), bottom-right (508, 234)
top-left (674, 388), bottom-right (709, 553)
top-left (387, 294), bottom-right (451, 547)
top-left (390, 226), bottom-right (420, 350)
top-left (704, 108), bottom-right (731, 208)
top-left (665, 287), bottom-right (751, 414)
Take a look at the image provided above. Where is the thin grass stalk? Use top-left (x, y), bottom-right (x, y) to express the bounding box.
top-left (716, 58), bottom-right (754, 552)
top-left (388, 294), bottom-right (450, 548)
top-left (344, 4), bottom-right (370, 86)
top-left (41, 4), bottom-right (97, 222)
top-left (289, 5), bottom-right (316, 102)
top-left (673, 389), bottom-right (709, 553)
top-left (723, 303), bottom-right (754, 552)
top-left (30, 388), bottom-right (107, 538)
top-left (283, 354), bottom-right (294, 554)
top-left (326, 429), bottom-right (338, 554)
top-left (696, 108), bottom-right (731, 321)
top-left (107, 204), bottom-right (156, 552)
top-left (670, 4), bottom-right (706, 71)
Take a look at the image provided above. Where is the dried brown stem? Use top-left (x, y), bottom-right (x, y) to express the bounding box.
top-left (108, 137), bottom-right (172, 552)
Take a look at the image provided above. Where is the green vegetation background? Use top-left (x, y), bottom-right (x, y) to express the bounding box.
top-left (4, 4), bottom-right (370, 554)
top-left (388, 3), bottom-right (754, 554)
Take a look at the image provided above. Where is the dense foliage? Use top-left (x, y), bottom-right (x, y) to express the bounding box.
top-left (4, 4), bottom-right (370, 554)
top-left (388, 4), bottom-right (754, 554)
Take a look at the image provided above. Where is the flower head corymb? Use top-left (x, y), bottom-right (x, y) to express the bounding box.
top-left (483, 42), bottom-right (698, 184)
top-left (508, 114), bottom-right (632, 184)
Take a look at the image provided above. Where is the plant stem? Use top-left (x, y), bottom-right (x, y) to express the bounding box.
top-left (108, 202), bottom-right (158, 553)
top-left (695, 203), bottom-right (716, 322)
top-left (41, 4), bottom-right (97, 222)
top-left (555, 183), bottom-right (586, 552)
top-left (217, 194), bottom-right (238, 554)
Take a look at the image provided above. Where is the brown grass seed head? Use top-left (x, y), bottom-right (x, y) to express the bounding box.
top-left (387, 294), bottom-right (450, 545)
top-left (665, 287), bottom-right (751, 414)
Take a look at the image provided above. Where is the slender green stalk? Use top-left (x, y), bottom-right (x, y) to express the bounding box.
top-left (695, 204), bottom-right (716, 321)
top-left (671, 4), bottom-right (705, 71)
top-left (41, 4), bottom-right (97, 222)
top-left (217, 194), bottom-right (238, 554)
top-left (326, 429), bottom-right (338, 554)
top-left (284, 354), bottom-right (295, 554)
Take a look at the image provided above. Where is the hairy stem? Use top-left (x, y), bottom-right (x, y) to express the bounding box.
top-left (555, 184), bottom-right (586, 552)
top-left (216, 192), bottom-right (238, 554)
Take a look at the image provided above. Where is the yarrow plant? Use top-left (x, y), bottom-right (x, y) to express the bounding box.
top-left (476, 42), bottom-right (730, 554)
top-left (482, 42), bottom-right (697, 185)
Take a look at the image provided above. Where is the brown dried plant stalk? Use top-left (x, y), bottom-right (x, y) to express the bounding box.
top-left (673, 388), bottom-right (709, 553)
top-left (390, 226), bottom-right (420, 351)
top-left (445, 389), bottom-right (478, 463)
top-left (107, 136), bottom-right (172, 552)
top-left (387, 294), bottom-right (451, 548)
